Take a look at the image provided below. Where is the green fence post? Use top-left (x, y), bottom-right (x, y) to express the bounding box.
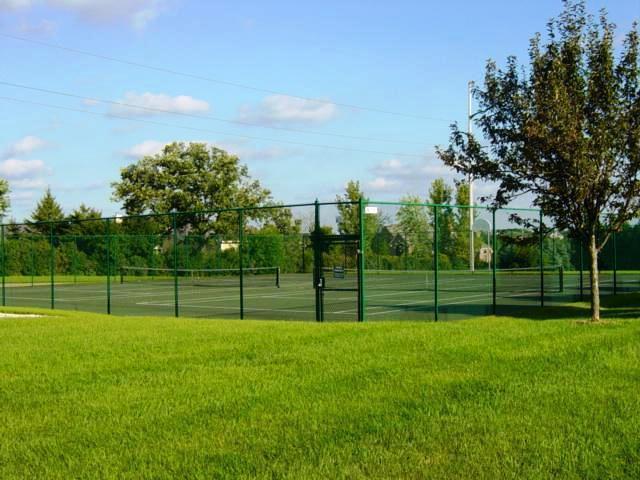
top-left (106, 218), bottom-right (111, 315)
top-left (433, 205), bottom-right (439, 322)
top-left (1, 224), bottom-right (5, 307)
top-left (313, 200), bottom-right (322, 322)
top-left (30, 234), bottom-right (34, 287)
top-left (172, 212), bottom-right (179, 318)
top-left (73, 235), bottom-right (78, 284)
top-left (238, 209), bottom-right (244, 320)
top-left (50, 223), bottom-right (55, 310)
top-left (358, 198), bottom-right (365, 322)
top-left (539, 210), bottom-right (544, 308)
top-left (492, 208), bottom-right (497, 315)
top-left (579, 240), bottom-right (584, 301)
top-left (613, 231), bottom-right (618, 295)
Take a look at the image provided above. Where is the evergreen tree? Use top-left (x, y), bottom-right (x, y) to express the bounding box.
top-left (29, 188), bottom-right (64, 234)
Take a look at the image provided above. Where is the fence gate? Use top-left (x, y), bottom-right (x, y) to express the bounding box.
top-left (312, 233), bottom-right (362, 321)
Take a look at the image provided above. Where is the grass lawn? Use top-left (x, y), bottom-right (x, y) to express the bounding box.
top-left (0, 296), bottom-right (639, 478)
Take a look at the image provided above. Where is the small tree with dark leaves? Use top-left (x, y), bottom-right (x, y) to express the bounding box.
top-left (437, 1), bottom-right (639, 321)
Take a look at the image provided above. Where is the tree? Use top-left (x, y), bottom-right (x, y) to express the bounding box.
top-left (67, 204), bottom-right (103, 234)
top-left (29, 188), bottom-right (64, 234)
top-left (0, 179), bottom-right (9, 219)
top-left (437, 1), bottom-right (639, 321)
top-left (112, 142), bottom-right (273, 234)
top-left (428, 179), bottom-right (455, 267)
top-left (335, 180), bottom-right (363, 235)
top-left (453, 182), bottom-right (472, 268)
top-left (396, 194), bottom-right (431, 269)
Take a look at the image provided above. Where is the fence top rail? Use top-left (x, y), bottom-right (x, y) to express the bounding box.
top-left (366, 199), bottom-right (540, 212)
top-left (1, 199), bottom-right (545, 229)
top-left (0, 200), bottom-right (364, 229)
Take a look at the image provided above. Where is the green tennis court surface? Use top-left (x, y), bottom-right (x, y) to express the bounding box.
top-left (5, 268), bottom-right (637, 321)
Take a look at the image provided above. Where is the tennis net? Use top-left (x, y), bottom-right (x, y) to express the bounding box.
top-left (120, 266), bottom-right (280, 288)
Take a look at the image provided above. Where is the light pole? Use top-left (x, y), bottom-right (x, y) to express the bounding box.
top-left (468, 80), bottom-right (475, 272)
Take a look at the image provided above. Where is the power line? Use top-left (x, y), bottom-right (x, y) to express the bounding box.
top-left (0, 80), bottom-right (428, 147)
top-left (0, 95), bottom-right (429, 159)
top-left (1, 32), bottom-right (453, 123)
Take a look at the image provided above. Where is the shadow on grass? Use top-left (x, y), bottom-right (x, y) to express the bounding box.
top-left (495, 292), bottom-right (640, 321)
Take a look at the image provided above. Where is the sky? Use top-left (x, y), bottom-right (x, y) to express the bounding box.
top-left (0, 0), bottom-right (638, 221)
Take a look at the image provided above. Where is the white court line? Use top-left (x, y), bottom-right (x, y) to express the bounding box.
top-left (133, 301), bottom-right (340, 317)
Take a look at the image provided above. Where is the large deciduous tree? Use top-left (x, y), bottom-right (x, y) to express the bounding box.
top-left (112, 142), bottom-right (276, 234)
top-left (437, 1), bottom-right (639, 321)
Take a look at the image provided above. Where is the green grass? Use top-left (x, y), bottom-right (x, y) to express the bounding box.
top-left (1, 296), bottom-right (639, 479)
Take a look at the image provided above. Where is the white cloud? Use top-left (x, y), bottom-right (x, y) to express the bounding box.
top-left (216, 139), bottom-right (299, 161)
top-left (124, 139), bottom-right (298, 161)
top-left (15, 19), bottom-right (57, 36)
top-left (0, 1), bottom-right (165, 30)
top-left (110, 92), bottom-right (210, 118)
top-left (0, 158), bottom-right (48, 179)
top-left (0, 0), bottom-right (33, 10)
top-left (124, 140), bottom-right (166, 158)
top-left (365, 156), bottom-right (502, 204)
top-left (367, 177), bottom-right (400, 192)
top-left (238, 95), bottom-right (338, 126)
top-left (11, 178), bottom-right (48, 189)
top-left (11, 190), bottom-right (37, 200)
top-left (2, 136), bottom-right (49, 159)
top-left (366, 156), bottom-right (456, 195)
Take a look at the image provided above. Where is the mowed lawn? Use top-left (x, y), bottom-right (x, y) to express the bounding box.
top-left (1, 297), bottom-right (639, 479)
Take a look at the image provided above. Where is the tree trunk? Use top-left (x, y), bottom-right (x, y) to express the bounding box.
top-left (588, 233), bottom-right (600, 322)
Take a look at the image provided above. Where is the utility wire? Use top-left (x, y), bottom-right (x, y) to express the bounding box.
top-left (0, 80), bottom-right (428, 146)
top-left (0, 95), bottom-right (428, 159)
top-left (1, 32), bottom-right (453, 123)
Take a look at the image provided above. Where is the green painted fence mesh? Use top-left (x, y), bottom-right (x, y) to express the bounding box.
top-left (1, 201), bottom-right (637, 321)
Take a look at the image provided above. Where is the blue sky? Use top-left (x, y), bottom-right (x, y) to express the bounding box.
top-left (0, 0), bottom-right (638, 220)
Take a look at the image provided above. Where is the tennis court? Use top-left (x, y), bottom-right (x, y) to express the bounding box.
top-left (2, 200), bottom-right (638, 321)
top-left (8, 265), bottom-right (634, 321)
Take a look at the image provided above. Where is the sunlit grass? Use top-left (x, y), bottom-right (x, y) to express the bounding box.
top-left (1, 295), bottom-right (639, 478)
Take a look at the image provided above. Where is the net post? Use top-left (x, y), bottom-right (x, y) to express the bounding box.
top-left (106, 218), bottom-right (111, 315)
top-left (276, 267), bottom-right (280, 288)
top-left (613, 231), bottom-right (617, 295)
top-left (357, 197), bottom-right (365, 322)
top-left (433, 205), bottom-right (439, 322)
top-left (492, 208), bottom-right (497, 315)
top-left (1, 223), bottom-right (6, 307)
top-left (539, 210), bottom-right (544, 308)
top-left (238, 209), bottom-right (244, 320)
top-left (50, 222), bottom-right (55, 310)
top-left (172, 212), bottom-right (179, 318)
top-left (559, 266), bottom-right (564, 293)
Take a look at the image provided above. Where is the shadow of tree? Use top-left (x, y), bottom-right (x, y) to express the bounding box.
top-left (495, 293), bottom-right (640, 321)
